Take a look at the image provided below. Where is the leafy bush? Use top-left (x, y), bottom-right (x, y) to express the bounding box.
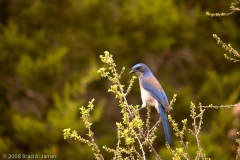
top-left (63, 51), bottom-right (240, 159)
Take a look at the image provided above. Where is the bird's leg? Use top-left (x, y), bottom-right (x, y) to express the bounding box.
top-left (135, 103), bottom-right (146, 113)
top-left (154, 102), bottom-right (160, 114)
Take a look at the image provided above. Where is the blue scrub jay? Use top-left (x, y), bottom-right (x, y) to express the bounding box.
top-left (130, 63), bottom-right (171, 145)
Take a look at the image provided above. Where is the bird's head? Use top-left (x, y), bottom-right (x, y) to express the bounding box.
top-left (129, 63), bottom-right (150, 77)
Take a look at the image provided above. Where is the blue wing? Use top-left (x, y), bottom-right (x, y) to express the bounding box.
top-left (141, 77), bottom-right (171, 145)
top-left (141, 77), bottom-right (169, 111)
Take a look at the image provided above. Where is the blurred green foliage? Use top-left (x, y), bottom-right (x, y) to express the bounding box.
top-left (0, 0), bottom-right (239, 159)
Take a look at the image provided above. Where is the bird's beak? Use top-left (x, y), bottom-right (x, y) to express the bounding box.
top-left (129, 70), bottom-right (135, 74)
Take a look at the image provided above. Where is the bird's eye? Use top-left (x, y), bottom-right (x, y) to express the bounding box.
top-left (136, 67), bottom-right (140, 70)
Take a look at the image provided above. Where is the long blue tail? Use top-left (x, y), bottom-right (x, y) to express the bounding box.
top-left (158, 104), bottom-right (171, 145)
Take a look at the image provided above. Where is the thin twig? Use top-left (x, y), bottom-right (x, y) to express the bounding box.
top-left (133, 130), bottom-right (145, 160)
top-left (193, 105), bottom-right (205, 160)
top-left (200, 104), bottom-right (238, 109)
top-left (147, 120), bottom-right (161, 137)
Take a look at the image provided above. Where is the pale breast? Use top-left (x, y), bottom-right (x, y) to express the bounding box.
top-left (140, 87), bottom-right (157, 106)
